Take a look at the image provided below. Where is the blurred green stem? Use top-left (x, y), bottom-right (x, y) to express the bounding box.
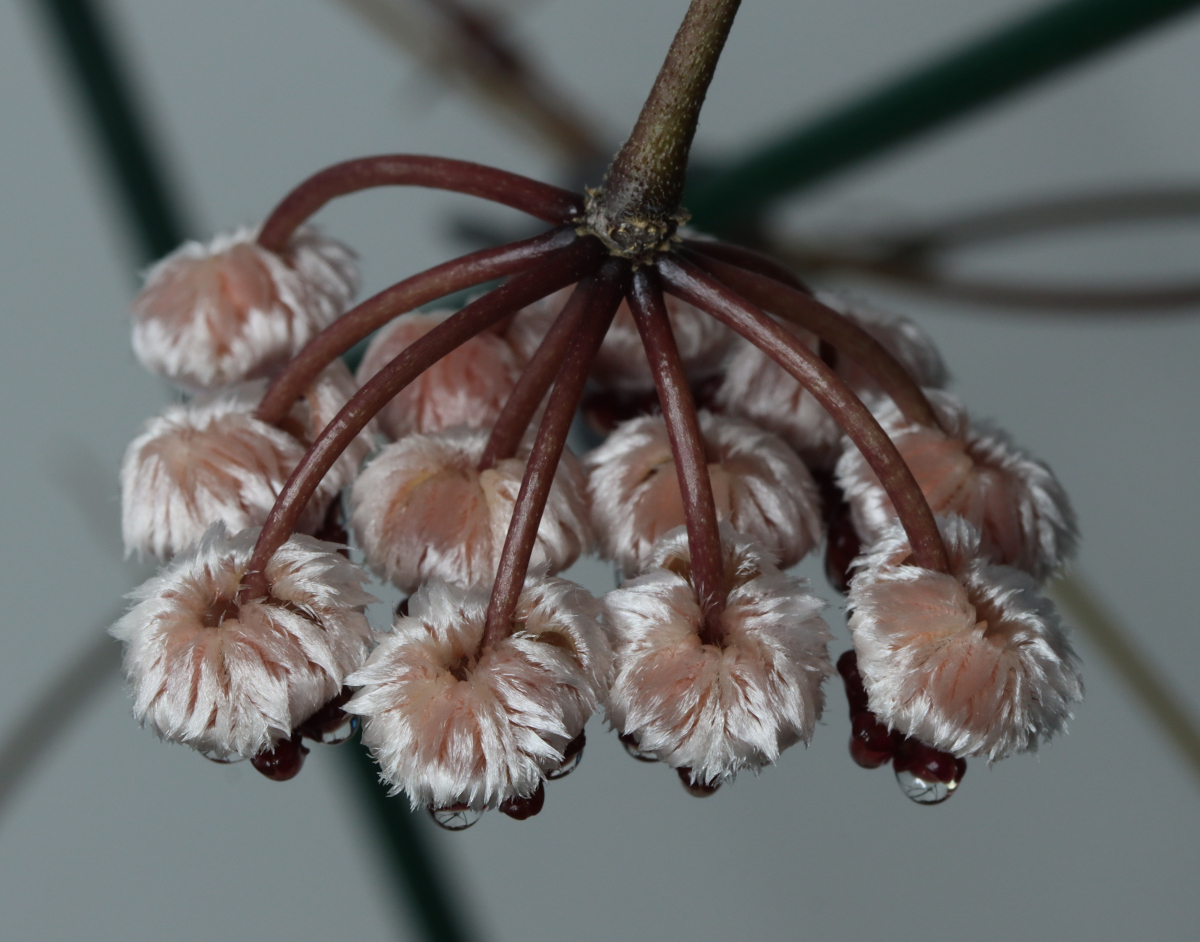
top-left (688, 0), bottom-right (1200, 228)
top-left (32, 0), bottom-right (187, 262)
top-left (1051, 574), bottom-right (1200, 787)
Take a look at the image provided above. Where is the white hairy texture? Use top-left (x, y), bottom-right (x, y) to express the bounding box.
top-left (132, 225), bottom-right (358, 390)
top-left (604, 527), bottom-right (833, 786)
top-left (847, 516), bottom-right (1083, 761)
top-left (505, 287), bottom-right (733, 392)
top-left (835, 389), bottom-right (1077, 580)
top-left (585, 412), bottom-right (823, 575)
top-left (111, 524), bottom-right (375, 760)
top-left (713, 297), bottom-right (946, 468)
top-left (357, 310), bottom-right (523, 440)
top-left (122, 365), bottom-right (373, 560)
top-left (349, 427), bottom-right (593, 593)
top-left (346, 577), bottom-right (612, 810)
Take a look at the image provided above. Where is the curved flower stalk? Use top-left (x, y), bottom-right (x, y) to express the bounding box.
top-left (111, 0), bottom-right (1081, 809)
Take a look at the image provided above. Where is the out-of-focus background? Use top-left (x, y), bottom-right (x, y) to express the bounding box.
top-left (2, 1), bottom-right (1198, 940)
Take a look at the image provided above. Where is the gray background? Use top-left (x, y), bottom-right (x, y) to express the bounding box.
top-left (2, 1), bottom-right (1199, 940)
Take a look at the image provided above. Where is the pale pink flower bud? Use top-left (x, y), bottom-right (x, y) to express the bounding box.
top-left (835, 389), bottom-right (1076, 580)
top-left (345, 576), bottom-right (612, 810)
top-left (111, 524), bottom-right (376, 761)
top-left (604, 527), bottom-right (833, 787)
top-left (847, 515), bottom-right (1083, 761)
top-left (585, 412), bottom-right (822, 576)
top-left (505, 288), bottom-right (733, 392)
top-left (356, 310), bottom-right (523, 440)
top-left (713, 296), bottom-right (946, 467)
top-left (132, 225), bottom-right (358, 389)
top-left (121, 363), bottom-right (373, 560)
top-left (349, 428), bottom-right (592, 593)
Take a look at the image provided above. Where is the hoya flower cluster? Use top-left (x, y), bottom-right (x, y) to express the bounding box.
top-left (109, 5), bottom-right (1082, 819)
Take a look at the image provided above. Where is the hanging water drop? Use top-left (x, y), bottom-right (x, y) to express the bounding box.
top-left (200, 748), bottom-right (246, 764)
top-left (251, 736), bottom-right (308, 781)
top-left (620, 732), bottom-right (657, 763)
top-left (499, 783), bottom-right (546, 820)
top-left (677, 767), bottom-right (719, 797)
top-left (893, 740), bottom-right (966, 805)
top-left (429, 805), bottom-right (483, 831)
top-left (547, 731), bottom-right (585, 780)
top-left (297, 688), bottom-right (358, 745)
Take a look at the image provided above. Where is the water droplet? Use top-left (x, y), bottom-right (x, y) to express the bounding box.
top-left (677, 767), bottom-right (720, 797)
top-left (547, 731), bottom-right (585, 779)
top-left (251, 736), bottom-right (309, 782)
top-left (297, 688), bottom-right (358, 744)
top-left (893, 740), bottom-right (965, 804)
top-left (200, 748), bottom-right (245, 764)
top-left (849, 712), bottom-right (895, 769)
top-left (499, 783), bottom-right (545, 820)
top-left (620, 733), bottom-right (657, 763)
top-left (429, 805), bottom-right (483, 831)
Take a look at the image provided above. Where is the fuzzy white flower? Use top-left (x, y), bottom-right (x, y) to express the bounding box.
top-left (121, 362), bottom-right (373, 560)
top-left (349, 427), bottom-right (592, 593)
top-left (132, 225), bottom-right (358, 389)
top-left (346, 577), bottom-right (612, 810)
top-left (835, 389), bottom-right (1076, 580)
top-left (713, 294), bottom-right (946, 468)
top-left (604, 527), bottom-right (833, 786)
top-left (505, 288), bottom-right (733, 392)
top-left (848, 515), bottom-right (1083, 761)
top-left (111, 524), bottom-right (375, 760)
top-left (585, 412), bottom-right (822, 576)
top-left (356, 310), bottom-right (523, 440)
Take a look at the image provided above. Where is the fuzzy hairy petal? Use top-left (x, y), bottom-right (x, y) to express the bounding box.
top-left (836, 389), bottom-right (1077, 580)
top-left (132, 225), bottom-right (357, 390)
top-left (345, 577), bottom-right (611, 809)
top-left (121, 366), bottom-right (371, 560)
top-left (714, 297), bottom-right (946, 469)
top-left (349, 428), bottom-right (592, 593)
top-left (111, 524), bottom-right (375, 759)
top-left (605, 528), bottom-right (832, 785)
top-left (357, 310), bottom-right (524, 440)
top-left (847, 516), bottom-right (1083, 760)
top-left (586, 413), bottom-right (823, 575)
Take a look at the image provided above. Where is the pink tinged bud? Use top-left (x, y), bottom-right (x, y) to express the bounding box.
top-left (604, 528), bottom-right (833, 787)
top-left (357, 311), bottom-right (523, 440)
top-left (132, 226), bottom-right (358, 389)
top-left (110, 524), bottom-right (376, 761)
top-left (344, 577), bottom-right (613, 811)
top-left (349, 428), bottom-right (593, 594)
top-left (713, 300), bottom-right (946, 468)
top-left (585, 412), bottom-right (822, 576)
top-left (836, 389), bottom-right (1077, 580)
top-left (121, 364), bottom-right (373, 560)
top-left (847, 516), bottom-right (1083, 761)
top-left (505, 288), bottom-right (733, 392)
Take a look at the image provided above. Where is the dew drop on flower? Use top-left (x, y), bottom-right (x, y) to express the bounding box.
top-left (200, 748), bottom-right (246, 764)
top-left (849, 712), bottom-right (894, 769)
top-left (499, 783), bottom-right (546, 820)
top-left (677, 767), bottom-right (720, 797)
top-left (546, 731), bottom-right (585, 780)
top-left (893, 740), bottom-right (966, 805)
top-left (429, 805), bottom-right (483, 831)
top-left (620, 732), bottom-right (657, 763)
top-left (251, 736), bottom-right (309, 782)
top-left (297, 688), bottom-right (358, 745)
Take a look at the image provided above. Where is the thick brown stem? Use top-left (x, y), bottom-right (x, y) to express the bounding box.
top-left (628, 268), bottom-right (726, 638)
top-left (257, 155), bottom-right (584, 252)
top-left (239, 238), bottom-right (605, 601)
top-left (256, 227), bottom-right (575, 426)
top-left (685, 250), bottom-right (944, 431)
top-left (479, 260), bottom-right (629, 650)
top-left (599, 0), bottom-right (741, 220)
top-left (658, 254), bottom-right (949, 574)
top-left (479, 279), bottom-right (594, 469)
